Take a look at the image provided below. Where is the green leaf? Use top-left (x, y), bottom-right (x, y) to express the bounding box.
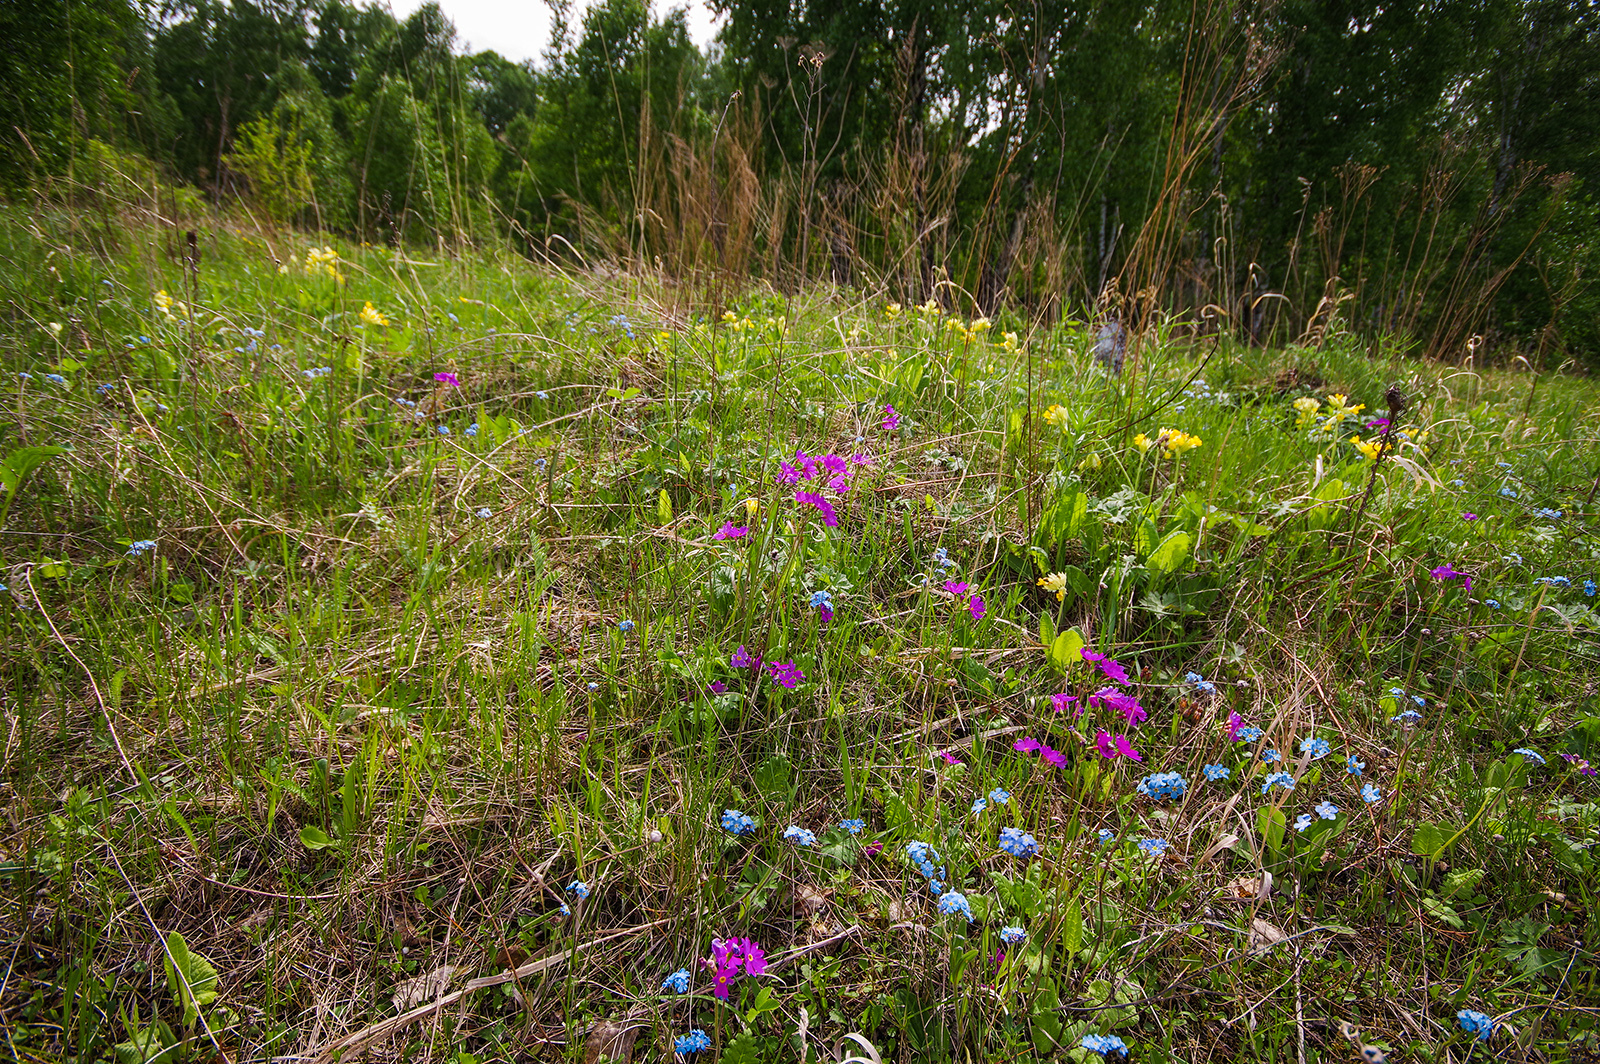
top-left (298, 825), bottom-right (335, 850)
top-left (1062, 897), bottom-right (1083, 954)
top-left (162, 931), bottom-right (218, 1027)
top-left (718, 1030), bottom-right (761, 1064)
top-left (1145, 531), bottom-right (1191, 576)
top-left (1048, 629), bottom-right (1085, 673)
top-left (1133, 516), bottom-right (1159, 557)
top-left (657, 489), bottom-right (672, 525)
top-left (1257, 805), bottom-right (1286, 854)
top-left (1410, 822), bottom-right (1451, 860)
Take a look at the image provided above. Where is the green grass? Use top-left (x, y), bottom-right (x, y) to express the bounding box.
top-left (1, 205), bottom-right (1598, 1064)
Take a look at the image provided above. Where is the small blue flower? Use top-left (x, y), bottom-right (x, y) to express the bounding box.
top-left (44, 373), bottom-right (67, 385)
top-left (662, 968), bottom-right (690, 993)
top-left (1485, 599), bottom-right (1501, 609)
top-left (1449, 479), bottom-right (1465, 487)
top-left (476, 507), bottom-right (492, 519)
top-left (1537, 575), bottom-right (1572, 589)
top-left (1390, 709), bottom-right (1423, 725)
top-left (126, 539), bottom-right (157, 557)
top-left (1184, 670), bottom-right (1217, 695)
top-left (587, 681), bottom-right (599, 691)
top-left (1260, 748), bottom-right (1281, 763)
top-left (1294, 813), bottom-right (1313, 832)
top-left (809, 589), bottom-right (833, 608)
top-left (937, 890), bottom-right (974, 922)
top-left (1345, 755), bottom-right (1365, 776)
top-left (464, 423), bottom-right (479, 437)
top-left (1000, 925), bottom-right (1027, 945)
top-left (1513, 748), bottom-right (1545, 765)
top-left (559, 901), bottom-right (571, 915)
top-left (1315, 800), bottom-right (1339, 819)
top-left (784, 825), bottom-right (817, 847)
top-left (1097, 828), bottom-right (1115, 844)
top-left (1361, 783), bottom-right (1383, 804)
top-left (1081, 1034), bottom-right (1129, 1057)
top-left (1136, 771), bottom-right (1188, 802)
top-left (537, 390), bottom-right (549, 399)
top-left (1299, 737), bottom-right (1331, 760)
top-left (971, 797), bottom-right (988, 815)
top-left (1261, 771), bottom-right (1296, 795)
top-left (617, 619), bottom-right (635, 632)
top-left (97, 383), bottom-right (114, 395)
top-left (535, 458), bottom-right (547, 468)
top-left (1534, 507), bottom-right (1562, 521)
top-left (1137, 837), bottom-right (1170, 856)
top-left (436, 424), bottom-right (450, 435)
top-left (988, 788), bottom-right (1011, 804)
top-left (840, 818), bottom-right (865, 834)
top-left (674, 1029), bottom-right (712, 1054)
top-left (998, 826), bottom-right (1040, 858)
top-left (1584, 580), bottom-right (1596, 597)
top-left (1498, 486), bottom-right (1518, 498)
top-left (721, 809), bottom-right (755, 835)
top-left (1457, 1009), bottom-right (1495, 1041)
top-left (1235, 725), bottom-right (1263, 742)
top-left (568, 880), bottom-right (590, 899)
top-left (1203, 763), bottom-right (1230, 781)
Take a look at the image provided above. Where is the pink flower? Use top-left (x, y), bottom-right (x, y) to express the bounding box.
top-left (828, 475), bottom-right (851, 494)
top-left (1462, 512), bottom-right (1477, 521)
top-left (433, 371), bottom-right (460, 387)
top-left (795, 490), bottom-right (839, 527)
top-left (882, 405), bottom-right (900, 431)
top-left (849, 452), bottom-right (873, 467)
top-left (968, 594), bottom-right (986, 620)
top-left (1095, 730), bottom-right (1117, 758)
top-left (1114, 735), bottom-right (1143, 762)
top-left (822, 454), bottom-right (849, 476)
top-left (818, 605), bottom-right (834, 624)
top-left (777, 462), bottom-right (803, 485)
top-left (708, 681), bottom-right (727, 694)
top-left (712, 522), bottom-right (749, 540)
top-left (938, 750), bottom-right (964, 765)
top-left (1013, 737), bottom-right (1041, 753)
top-left (1225, 711), bottom-right (1245, 742)
top-left (766, 660), bottom-right (804, 688)
top-left (864, 841), bottom-right (884, 857)
top-left (943, 580), bottom-right (970, 596)
top-left (1050, 692), bottom-right (1078, 715)
top-left (1040, 745), bottom-right (1068, 767)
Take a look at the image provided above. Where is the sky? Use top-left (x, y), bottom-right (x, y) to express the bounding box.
top-left (385, 0), bottom-right (724, 65)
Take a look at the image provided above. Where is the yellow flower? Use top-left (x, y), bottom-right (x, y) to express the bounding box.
top-left (1037, 572), bottom-right (1068, 602)
top-left (744, 497), bottom-right (759, 517)
top-left (359, 301), bottom-right (389, 327)
top-left (999, 331), bottom-right (1019, 353)
top-left (1163, 430), bottom-right (1203, 456)
top-left (969, 317), bottom-right (991, 335)
top-left (1043, 404), bottom-right (1068, 429)
top-left (721, 310), bottom-right (738, 322)
top-left (885, 302), bottom-right (903, 319)
top-left (1133, 433), bottom-right (1155, 454)
top-left (1078, 453), bottom-right (1103, 472)
top-left (1324, 394), bottom-right (1366, 422)
top-left (1292, 396), bottom-right (1321, 428)
top-left (1351, 435), bottom-right (1391, 461)
top-left (155, 289), bottom-right (172, 312)
top-left (918, 299), bottom-right (942, 317)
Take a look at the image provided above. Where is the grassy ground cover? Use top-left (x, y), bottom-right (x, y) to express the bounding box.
top-left (1, 208), bottom-right (1599, 1063)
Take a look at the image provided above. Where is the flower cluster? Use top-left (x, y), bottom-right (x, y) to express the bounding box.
top-left (1132, 427), bottom-right (1203, 456)
top-left (126, 539), bottom-right (157, 557)
top-left (1081, 1034), bottom-right (1130, 1057)
top-left (998, 826), bottom-right (1040, 858)
top-left (783, 825), bottom-right (816, 847)
top-left (1299, 737), bottom-right (1331, 760)
top-left (674, 1030), bottom-right (711, 1055)
top-left (1184, 671), bottom-right (1217, 696)
top-left (1457, 1009), bottom-right (1496, 1041)
top-left (1014, 736), bottom-right (1068, 767)
top-left (766, 659), bottom-right (804, 688)
top-left (1261, 771), bottom-right (1296, 795)
top-left (906, 841), bottom-right (947, 893)
top-left (1136, 771), bottom-right (1188, 802)
top-left (721, 809), bottom-right (756, 835)
top-left (712, 521), bottom-right (748, 540)
top-left (709, 937), bottom-right (766, 1000)
top-left (781, 448), bottom-right (873, 528)
top-left (937, 890), bottom-right (974, 922)
top-left (661, 968), bottom-right (690, 994)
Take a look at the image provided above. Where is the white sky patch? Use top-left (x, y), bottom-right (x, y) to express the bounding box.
top-left (384, 0), bottom-right (724, 65)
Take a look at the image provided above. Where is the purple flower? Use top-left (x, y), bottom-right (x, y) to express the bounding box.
top-left (731, 645), bottom-right (759, 670)
top-left (1013, 737), bottom-right (1041, 753)
top-left (707, 680), bottom-right (728, 694)
top-left (712, 522), bottom-right (749, 540)
top-left (821, 454), bottom-right (848, 477)
top-left (1462, 512), bottom-right (1477, 521)
top-left (938, 750), bottom-right (964, 765)
top-left (433, 372), bottom-right (460, 387)
top-left (777, 462), bottom-right (803, 486)
top-left (709, 937), bottom-right (766, 1000)
top-left (818, 604), bottom-right (834, 624)
top-left (795, 491), bottom-right (839, 527)
top-left (1095, 730), bottom-right (1117, 758)
top-left (968, 594), bottom-right (986, 620)
top-left (849, 452), bottom-right (873, 468)
top-left (1225, 711), bottom-right (1245, 741)
top-left (1050, 692), bottom-right (1077, 715)
top-left (1040, 745), bottom-right (1068, 767)
top-left (1430, 564), bottom-right (1462, 580)
top-left (882, 405), bottom-right (900, 431)
top-left (1366, 417), bottom-right (1391, 431)
top-left (1082, 649), bottom-right (1130, 685)
top-left (942, 580), bottom-right (970, 596)
top-left (1090, 687), bottom-right (1146, 727)
top-left (766, 660), bottom-right (804, 688)
top-left (1114, 735), bottom-right (1143, 762)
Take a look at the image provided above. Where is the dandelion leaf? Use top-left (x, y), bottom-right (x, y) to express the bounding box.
top-left (717, 1030), bottom-right (761, 1064)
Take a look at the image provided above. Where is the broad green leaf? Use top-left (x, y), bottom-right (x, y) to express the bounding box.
top-left (1133, 516), bottom-right (1159, 557)
top-left (1062, 897), bottom-right (1083, 954)
top-left (657, 489), bottom-right (672, 525)
top-left (299, 825), bottom-right (334, 850)
top-left (163, 931), bottom-right (218, 1027)
top-left (1257, 806), bottom-right (1286, 854)
top-left (1145, 530), bottom-right (1191, 575)
top-left (1411, 822), bottom-right (1452, 859)
top-left (1048, 629), bottom-right (1085, 673)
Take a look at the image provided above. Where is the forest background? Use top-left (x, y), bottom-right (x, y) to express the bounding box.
top-left (3, 0), bottom-right (1598, 363)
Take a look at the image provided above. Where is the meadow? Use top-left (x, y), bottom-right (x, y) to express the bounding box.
top-left (1, 206), bottom-right (1598, 1064)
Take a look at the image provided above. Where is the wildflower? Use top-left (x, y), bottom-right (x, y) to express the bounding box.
top-left (998, 827), bottom-right (1040, 858)
top-left (1225, 712), bottom-right (1245, 741)
top-left (731, 646), bottom-right (758, 669)
top-left (1361, 783), bottom-right (1383, 804)
top-left (1094, 730), bottom-right (1118, 759)
top-left (712, 522), bottom-right (748, 540)
top-left (988, 789), bottom-right (1010, 806)
top-left (434, 371), bottom-right (460, 387)
top-left (464, 423), bottom-right (479, 437)
top-left (1389, 709), bottom-right (1423, 725)
top-left (1043, 404), bottom-right (1068, 428)
top-left (1299, 737), bottom-right (1331, 761)
top-left (1000, 926), bottom-right (1027, 945)
top-left (1513, 748), bottom-right (1544, 765)
top-left (794, 490), bottom-right (839, 527)
top-left (126, 539), bottom-right (157, 557)
top-left (617, 620), bottom-right (635, 633)
top-left (359, 302), bottom-right (389, 327)
top-left (1081, 1034), bottom-right (1130, 1057)
top-left (437, 425), bottom-right (450, 435)
top-left (881, 405), bottom-right (900, 431)
top-left (1132, 433), bottom-right (1154, 454)
top-left (841, 819), bottom-right (865, 834)
top-left (1346, 756), bottom-right (1365, 776)
top-left (674, 1029), bottom-right (712, 1054)
top-left (1114, 735), bottom-right (1143, 762)
top-left (1535, 507), bottom-right (1563, 521)
top-left (1037, 571), bottom-right (1068, 601)
top-left (707, 681), bottom-right (727, 694)
top-left (1585, 580), bottom-right (1597, 596)
top-left (1137, 837), bottom-right (1169, 856)
top-left (766, 660), bottom-right (804, 688)
top-left (568, 880), bottom-right (591, 899)
top-left (1430, 564), bottom-right (1463, 581)
top-left (1316, 800), bottom-right (1339, 819)
top-left (968, 594), bottom-right (986, 620)
top-left (587, 682), bottom-right (599, 691)
top-left (784, 825), bottom-right (817, 847)
top-left (1261, 771), bottom-right (1296, 795)
top-left (1136, 771), bottom-right (1188, 802)
top-left (937, 891), bottom-right (974, 922)
top-left (1184, 671), bottom-right (1217, 695)
top-left (1050, 692), bottom-right (1079, 715)
top-left (559, 902), bottom-right (571, 915)
top-left (971, 797), bottom-right (988, 815)
top-left (1462, 512), bottom-right (1477, 521)
top-left (810, 589), bottom-right (833, 610)
top-left (1203, 763), bottom-right (1230, 781)
top-left (1261, 747), bottom-right (1283, 764)
top-left (1485, 599), bottom-right (1501, 609)
top-left (1013, 737), bottom-right (1041, 753)
top-left (1097, 828), bottom-right (1115, 844)
top-left (1292, 396), bottom-right (1321, 427)
top-left (476, 508), bottom-right (492, 519)
top-left (1351, 435), bottom-right (1392, 461)
top-left (302, 366), bottom-right (332, 379)
top-left (1457, 1009), bottom-right (1496, 1041)
top-left (942, 579), bottom-right (970, 596)
top-left (907, 841), bottom-right (946, 885)
top-left (721, 810), bottom-right (756, 835)
top-left (938, 750), bottom-right (963, 765)
top-left (1235, 725), bottom-right (1263, 743)
top-left (1294, 813), bottom-right (1313, 832)
top-left (662, 968), bottom-right (691, 993)
top-left (744, 497), bottom-right (759, 517)
top-left (1081, 649), bottom-right (1130, 685)
top-left (1041, 745), bottom-right (1069, 767)
top-left (1498, 486), bottom-right (1518, 498)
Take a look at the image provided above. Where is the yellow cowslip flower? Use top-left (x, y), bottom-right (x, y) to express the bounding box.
top-left (1324, 393), bottom-right (1365, 422)
top-left (969, 317), bottom-right (991, 335)
top-left (744, 498), bottom-right (759, 516)
top-left (1000, 331), bottom-right (1019, 352)
top-left (359, 301), bottom-right (389, 327)
top-left (945, 317), bottom-right (965, 334)
top-left (1292, 396), bottom-right (1321, 428)
top-left (1043, 404), bottom-right (1068, 428)
top-left (885, 302), bottom-right (903, 319)
top-left (1133, 433), bottom-right (1155, 454)
top-left (155, 289), bottom-right (172, 313)
top-left (1163, 430), bottom-right (1203, 456)
top-left (1351, 435), bottom-right (1391, 461)
top-left (721, 310), bottom-right (738, 322)
top-left (1037, 572), bottom-right (1068, 602)
top-left (1078, 453), bottom-right (1102, 472)
top-left (918, 299), bottom-right (942, 317)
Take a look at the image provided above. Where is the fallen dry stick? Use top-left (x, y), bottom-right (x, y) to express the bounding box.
top-left (307, 919), bottom-right (670, 1063)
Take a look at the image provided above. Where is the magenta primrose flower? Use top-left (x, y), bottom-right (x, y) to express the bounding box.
top-left (709, 937), bottom-right (766, 1000)
top-left (731, 645), bottom-right (760, 670)
top-left (794, 490), bottom-right (839, 527)
top-left (712, 521), bottom-right (749, 540)
top-left (938, 750), bottom-right (964, 765)
top-left (1041, 746), bottom-right (1068, 767)
top-left (943, 580), bottom-right (970, 596)
top-left (766, 660), bottom-right (804, 688)
top-left (882, 405), bottom-right (900, 431)
top-left (1013, 737), bottom-right (1041, 754)
top-left (1090, 687), bottom-right (1147, 727)
top-left (1115, 734), bottom-right (1143, 761)
top-left (1050, 692), bottom-right (1079, 715)
top-left (433, 371), bottom-right (460, 387)
top-left (967, 594), bottom-right (986, 620)
top-left (1225, 711), bottom-right (1245, 742)
top-left (1081, 649), bottom-right (1130, 685)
